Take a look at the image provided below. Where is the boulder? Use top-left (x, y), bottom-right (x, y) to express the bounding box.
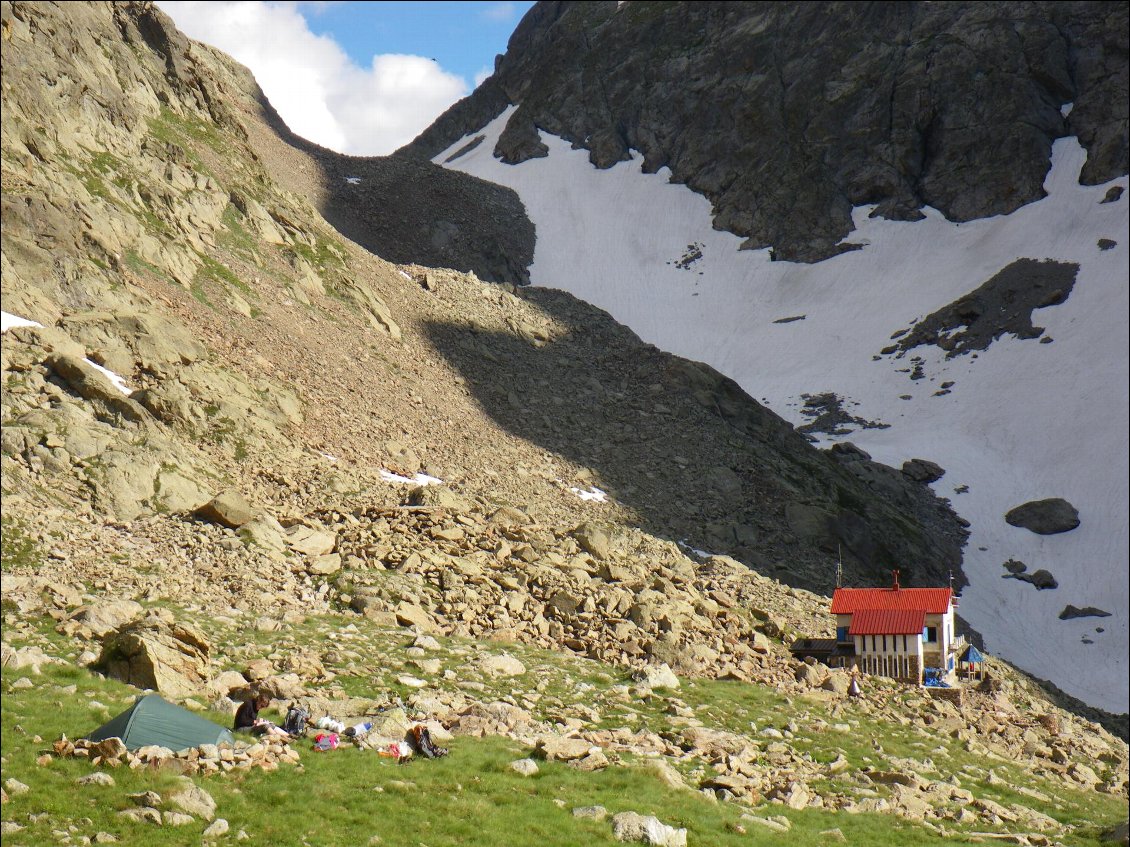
top-left (1005, 498), bottom-right (1080, 534)
top-left (510, 758), bottom-right (539, 777)
top-left (1059, 605), bottom-right (1112, 620)
top-left (795, 663), bottom-right (825, 687)
top-left (95, 613), bottom-right (212, 698)
top-left (195, 490), bottom-right (255, 528)
top-left (611, 811), bottom-right (687, 847)
top-left (255, 674), bottom-right (307, 700)
top-left (71, 600), bottom-right (144, 638)
top-left (536, 736), bottom-right (593, 761)
top-left (45, 354), bottom-right (145, 421)
top-left (306, 554), bottom-right (342, 576)
top-left (406, 484), bottom-right (473, 512)
top-left (573, 806), bottom-right (608, 821)
top-left (394, 602), bottom-right (436, 632)
top-left (901, 459), bottom-right (945, 484)
top-left (573, 522), bottom-right (611, 559)
top-left (479, 654), bottom-right (526, 678)
top-left (287, 525), bottom-right (337, 557)
top-left (821, 669), bottom-right (853, 695)
top-left (168, 781), bottom-right (216, 821)
top-left (634, 663), bottom-right (680, 690)
top-left (238, 514), bottom-right (289, 553)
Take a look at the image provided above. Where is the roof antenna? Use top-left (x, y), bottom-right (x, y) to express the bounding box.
top-left (835, 544), bottom-right (843, 589)
top-left (892, 568), bottom-right (900, 591)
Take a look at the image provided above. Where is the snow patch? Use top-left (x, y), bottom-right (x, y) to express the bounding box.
top-left (1, 311), bottom-right (42, 332)
top-left (83, 359), bottom-right (133, 396)
top-left (435, 112), bottom-right (1130, 712)
top-left (381, 469), bottom-right (444, 486)
top-left (3, 311), bottom-right (132, 395)
top-left (570, 486), bottom-right (608, 503)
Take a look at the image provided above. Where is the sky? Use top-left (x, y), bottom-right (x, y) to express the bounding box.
top-left (158, 1), bottom-right (533, 156)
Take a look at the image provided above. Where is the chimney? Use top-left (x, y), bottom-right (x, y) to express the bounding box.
top-left (892, 569), bottom-right (900, 591)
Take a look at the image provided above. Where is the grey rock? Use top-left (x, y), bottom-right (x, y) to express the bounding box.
top-left (610, 811), bottom-right (687, 847)
top-left (95, 614), bottom-right (212, 702)
top-left (1006, 498), bottom-right (1081, 534)
top-left (901, 459), bottom-right (945, 484)
top-left (76, 773), bottom-right (115, 787)
top-left (1006, 568), bottom-right (1059, 590)
top-left (169, 782), bottom-right (216, 821)
top-left (509, 758), bottom-right (539, 776)
top-left (889, 260), bottom-right (1078, 358)
top-left (1059, 605), bottom-right (1111, 620)
top-left (203, 818), bottom-right (229, 839)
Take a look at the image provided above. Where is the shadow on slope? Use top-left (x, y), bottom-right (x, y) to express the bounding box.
top-left (421, 286), bottom-right (969, 595)
top-left (253, 92), bottom-right (535, 286)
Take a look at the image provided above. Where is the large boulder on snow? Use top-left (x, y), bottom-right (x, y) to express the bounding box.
top-left (1005, 498), bottom-right (1080, 534)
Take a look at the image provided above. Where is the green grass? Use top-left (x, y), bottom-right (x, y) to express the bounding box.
top-left (286, 236), bottom-right (347, 272)
top-left (124, 250), bottom-right (173, 282)
top-left (0, 661), bottom-right (997, 847)
top-left (147, 107), bottom-right (225, 158)
top-left (197, 255), bottom-right (254, 297)
top-left (2, 605), bottom-right (1122, 846)
top-left (1, 515), bottom-right (40, 572)
top-left (218, 205), bottom-right (259, 259)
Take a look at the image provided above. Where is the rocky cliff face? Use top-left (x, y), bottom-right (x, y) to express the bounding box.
top-left (0, 0), bottom-right (970, 604)
top-left (401, 0), bottom-right (1128, 262)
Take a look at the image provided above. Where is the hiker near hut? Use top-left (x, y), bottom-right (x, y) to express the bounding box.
top-left (235, 693), bottom-right (289, 738)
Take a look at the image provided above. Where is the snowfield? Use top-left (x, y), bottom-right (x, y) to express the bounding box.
top-left (436, 107), bottom-right (1130, 714)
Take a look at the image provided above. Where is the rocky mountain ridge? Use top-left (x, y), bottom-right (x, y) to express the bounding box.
top-left (1, 2), bottom-right (1127, 844)
top-left (401, 0), bottom-right (1129, 263)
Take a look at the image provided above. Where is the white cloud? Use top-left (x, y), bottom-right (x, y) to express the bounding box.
top-left (158, 1), bottom-right (468, 155)
top-left (473, 65), bottom-right (494, 88)
top-left (480, 2), bottom-right (517, 23)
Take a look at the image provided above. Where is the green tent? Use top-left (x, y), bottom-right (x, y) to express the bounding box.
top-left (85, 694), bottom-right (234, 751)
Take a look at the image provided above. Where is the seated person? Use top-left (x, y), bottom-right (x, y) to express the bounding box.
top-left (234, 693), bottom-right (289, 738)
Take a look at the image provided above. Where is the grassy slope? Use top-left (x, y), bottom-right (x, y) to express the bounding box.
top-left (2, 608), bottom-right (1123, 846)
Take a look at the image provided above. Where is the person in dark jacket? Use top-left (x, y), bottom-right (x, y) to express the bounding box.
top-left (234, 694), bottom-right (288, 737)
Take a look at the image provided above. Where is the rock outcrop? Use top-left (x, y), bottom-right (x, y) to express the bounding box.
top-left (95, 613), bottom-right (213, 698)
top-left (401, 1), bottom-right (1128, 262)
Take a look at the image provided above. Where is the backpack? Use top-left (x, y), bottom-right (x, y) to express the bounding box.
top-left (283, 706), bottom-right (309, 736)
top-left (410, 725), bottom-right (448, 759)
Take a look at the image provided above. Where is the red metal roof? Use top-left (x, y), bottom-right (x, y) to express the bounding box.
top-left (831, 587), bottom-right (953, 614)
top-left (848, 608), bottom-right (926, 636)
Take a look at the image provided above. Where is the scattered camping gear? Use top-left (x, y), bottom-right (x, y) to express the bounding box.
top-left (315, 716), bottom-right (345, 733)
top-left (343, 721), bottom-right (372, 738)
top-left (410, 724), bottom-right (448, 759)
top-left (848, 676), bottom-right (862, 697)
top-left (379, 741), bottom-right (413, 762)
top-left (85, 693), bottom-right (234, 751)
top-left (283, 705), bottom-right (310, 736)
top-left (313, 732), bottom-right (339, 751)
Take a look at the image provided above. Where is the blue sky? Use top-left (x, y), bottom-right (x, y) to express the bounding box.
top-left (159, 1), bottom-right (534, 155)
top-left (303, 1), bottom-right (534, 87)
